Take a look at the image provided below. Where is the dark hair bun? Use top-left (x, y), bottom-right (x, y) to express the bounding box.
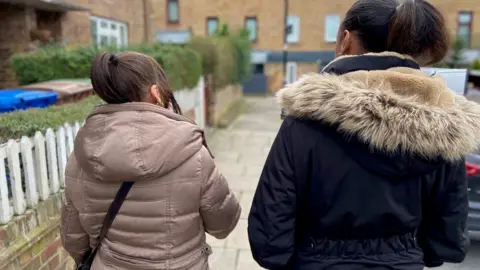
top-left (343, 0), bottom-right (449, 65)
top-left (108, 54), bottom-right (120, 66)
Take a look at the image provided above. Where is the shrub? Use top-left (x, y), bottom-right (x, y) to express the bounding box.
top-left (9, 43), bottom-right (202, 90)
top-left (472, 58), bottom-right (480, 70)
top-left (230, 29), bottom-right (252, 84)
top-left (186, 26), bottom-right (251, 90)
top-left (0, 95), bottom-right (103, 143)
top-left (212, 37), bottom-right (236, 89)
top-left (187, 36), bottom-right (218, 75)
top-left (446, 37), bottom-right (466, 68)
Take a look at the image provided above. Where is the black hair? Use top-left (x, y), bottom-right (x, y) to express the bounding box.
top-left (342, 0), bottom-right (449, 65)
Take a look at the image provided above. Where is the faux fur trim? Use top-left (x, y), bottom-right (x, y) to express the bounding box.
top-left (277, 68), bottom-right (480, 161)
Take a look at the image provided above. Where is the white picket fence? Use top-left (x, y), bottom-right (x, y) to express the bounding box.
top-left (0, 78), bottom-right (206, 225)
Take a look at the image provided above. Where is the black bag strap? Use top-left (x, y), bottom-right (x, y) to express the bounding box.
top-left (87, 182), bottom-right (134, 259)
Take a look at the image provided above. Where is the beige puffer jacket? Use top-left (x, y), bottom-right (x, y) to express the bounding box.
top-left (60, 103), bottom-right (241, 269)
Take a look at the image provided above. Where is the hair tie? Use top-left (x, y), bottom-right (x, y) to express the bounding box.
top-left (108, 54), bottom-right (120, 66)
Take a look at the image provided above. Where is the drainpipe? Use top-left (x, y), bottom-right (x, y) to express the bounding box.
top-left (281, 0), bottom-right (289, 119)
top-left (143, 0), bottom-right (150, 43)
top-left (282, 0), bottom-right (289, 87)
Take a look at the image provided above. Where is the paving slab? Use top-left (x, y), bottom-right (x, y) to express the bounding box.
top-left (206, 96), bottom-right (281, 269)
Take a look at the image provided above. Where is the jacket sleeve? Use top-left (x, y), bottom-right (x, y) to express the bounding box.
top-left (248, 119), bottom-right (296, 269)
top-left (418, 160), bottom-right (469, 267)
top-left (60, 185), bottom-right (90, 265)
top-left (200, 147), bottom-right (241, 239)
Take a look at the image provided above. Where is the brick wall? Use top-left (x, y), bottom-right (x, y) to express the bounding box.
top-left (152, 0), bottom-right (355, 51)
top-left (63, 0), bottom-right (151, 45)
top-left (211, 84), bottom-right (244, 126)
top-left (265, 62), bottom-right (318, 93)
top-left (153, 0), bottom-right (480, 51)
top-left (0, 4), bottom-right (32, 88)
top-left (0, 194), bottom-right (72, 270)
top-left (0, 0), bottom-right (153, 88)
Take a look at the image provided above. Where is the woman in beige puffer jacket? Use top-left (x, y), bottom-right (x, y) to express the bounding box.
top-left (60, 51), bottom-right (241, 270)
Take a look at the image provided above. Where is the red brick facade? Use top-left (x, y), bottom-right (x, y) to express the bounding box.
top-left (0, 195), bottom-right (70, 270)
top-left (0, 0), bottom-right (153, 88)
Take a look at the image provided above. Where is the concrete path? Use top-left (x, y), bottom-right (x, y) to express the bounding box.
top-left (206, 96), bottom-right (281, 270)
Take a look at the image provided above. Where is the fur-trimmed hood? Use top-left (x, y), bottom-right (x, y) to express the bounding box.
top-left (278, 52), bottom-right (480, 161)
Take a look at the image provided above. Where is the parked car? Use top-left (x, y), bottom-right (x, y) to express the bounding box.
top-left (466, 151), bottom-right (480, 233)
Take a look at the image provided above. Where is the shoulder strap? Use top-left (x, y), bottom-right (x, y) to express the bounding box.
top-left (96, 181), bottom-right (134, 244)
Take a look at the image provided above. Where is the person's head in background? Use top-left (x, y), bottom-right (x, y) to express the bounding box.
top-left (336, 0), bottom-right (449, 66)
top-left (90, 52), bottom-right (182, 114)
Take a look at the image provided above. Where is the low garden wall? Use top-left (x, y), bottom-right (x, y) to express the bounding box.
top-left (211, 84), bottom-right (244, 127)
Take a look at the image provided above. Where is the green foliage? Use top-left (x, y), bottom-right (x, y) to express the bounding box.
top-left (186, 25), bottom-right (252, 89)
top-left (0, 95), bottom-right (103, 143)
top-left (471, 58), bottom-right (480, 70)
top-left (9, 43), bottom-right (202, 90)
top-left (216, 23), bottom-right (230, 37)
top-left (446, 37), bottom-right (465, 68)
top-left (186, 36), bottom-right (218, 75)
top-left (212, 37), bottom-right (237, 89)
top-left (230, 29), bottom-right (252, 83)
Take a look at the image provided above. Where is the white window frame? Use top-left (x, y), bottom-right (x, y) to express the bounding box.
top-left (457, 11), bottom-right (473, 47)
top-left (207, 17), bottom-right (219, 36)
top-left (90, 16), bottom-right (128, 48)
top-left (167, 0), bottom-right (180, 23)
top-left (286, 62), bottom-right (297, 84)
top-left (245, 17), bottom-right (257, 41)
top-left (325, 15), bottom-right (341, 43)
top-left (286, 15), bottom-right (300, 43)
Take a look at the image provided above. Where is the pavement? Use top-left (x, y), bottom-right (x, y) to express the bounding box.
top-left (205, 96), bottom-right (281, 270)
top-left (206, 96), bottom-right (480, 270)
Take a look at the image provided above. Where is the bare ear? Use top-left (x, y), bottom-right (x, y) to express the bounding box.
top-left (339, 30), bottom-right (352, 55)
top-left (150, 85), bottom-right (163, 106)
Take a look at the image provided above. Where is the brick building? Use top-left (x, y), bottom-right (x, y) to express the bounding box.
top-left (0, 0), bottom-right (153, 88)
top-left (2, 0), bottom-right (480, 90)
top-left (153, 0), bottom-right (480, 92)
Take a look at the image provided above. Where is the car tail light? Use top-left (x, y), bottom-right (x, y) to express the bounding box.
top-left (466, 162), bottom-right (480, 176)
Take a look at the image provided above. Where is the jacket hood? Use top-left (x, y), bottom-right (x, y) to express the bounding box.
top-left (278, 52), bottom-right (480, 165)
top-left (74, 102), bottom-right (207, 182)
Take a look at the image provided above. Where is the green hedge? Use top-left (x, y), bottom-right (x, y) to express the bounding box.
top-left (187, 28), bottom-right (252, 89)
top-left (0, 95), bottom-right (103, 143)
top-left (10, 26), bottom-right (251, 91)
top-left (4, 25), bottom-right (251, 141)
top-left (9, 43), bottom-right (202, 90)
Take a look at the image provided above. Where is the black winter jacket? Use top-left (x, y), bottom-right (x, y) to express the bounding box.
top-left (248, 52), bottom-right (480, 270)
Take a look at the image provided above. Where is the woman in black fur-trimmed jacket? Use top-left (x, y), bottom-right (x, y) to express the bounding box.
top-left (248, 1), bottom-right (480, 269)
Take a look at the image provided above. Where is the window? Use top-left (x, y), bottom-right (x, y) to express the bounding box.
top-left (457, 11), bottom-right (473, 47)
top-left (167, 0), bottom-right (179, 23)
top-left (325, 15), bottom-right (340, 43)
top-left (90, 16), bottom-right (128, 47)
top-left (286, 15), bottom-right (300, 43)
top-left (207, 17), bottom-right (219, 36)
top-left (253, 64), bottom-right (264, 74)
top-left (90, 19), bottom-right (97, 45)
top-left (245, 16), bottom-right (258, 42)
top-left (286, 62), bottom-right (297, 84)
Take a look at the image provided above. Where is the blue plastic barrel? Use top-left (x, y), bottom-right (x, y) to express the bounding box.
top-left (16, 91), bottom-right (58, 109)
top-left (0, 90), bottom-right (27, 113)
top-left (0, 89), bottom-right (58, 113)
